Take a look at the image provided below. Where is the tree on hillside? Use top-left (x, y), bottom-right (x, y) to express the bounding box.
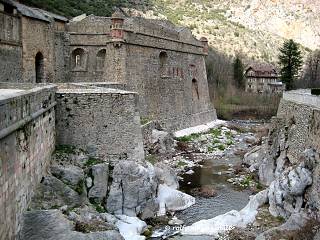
top-left (301, 50), bottom-right (320, 88)
top-left (278, 39), bottom-right (303, 90)
top-left (233, 55), bottom-right (245, 90)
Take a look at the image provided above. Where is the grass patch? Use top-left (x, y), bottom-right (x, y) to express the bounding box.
top-left (74, 179), bottom-right (85, 195)
top-left (146, 154), bottom-right (157, 165)
top-left (176, 133), bottom-right (201, 142)
top-left (84, 157), bottom-right (103, 167)
top-left (177, 161), bottom-right (188, 167)
top-left (55, 145), bottom-right (76, 154)
top-left (93, 203), bottom-right (106, 213)
top-left (226, 140), bottom-right (234, 145)
top-left (217, 144), bottom-right (226, 151)
top-left (207, 146), bottom-right (216, 152)
top-left (213, 139), bottom-right (220, 144)
top-left (209, 128), bottom-right (222, 137)
top-left (141, 117), bottom-right (152, 125)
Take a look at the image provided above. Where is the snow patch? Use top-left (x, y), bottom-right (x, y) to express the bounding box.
top-left (157, 184), bottom-right (196, 216)
top-left (115, 215), bottom-right (147, 240)
top-left (181, 189), bottom-right (268, 236)
top-left (174, 120), bottom-right (226, 138)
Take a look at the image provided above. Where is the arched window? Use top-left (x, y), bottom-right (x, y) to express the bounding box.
top-left (192, 79), bottom-right (199, 100)
top-left (96, 49), bottom-right (106, 71)
top-left (159, 51), bottom-right (168, 77)
top-left (71, 48), bottom-right (86, 71)
top-left (35, 52), bottom-right (44, 83)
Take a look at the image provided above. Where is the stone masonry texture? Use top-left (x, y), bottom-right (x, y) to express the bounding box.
top-left (0, 83), bottom-right (56, 240)
top-left (55, 85), bottom-right (145, 163)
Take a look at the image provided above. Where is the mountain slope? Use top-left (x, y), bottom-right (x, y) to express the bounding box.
top-left (21, 0), bottom-right (316, 63)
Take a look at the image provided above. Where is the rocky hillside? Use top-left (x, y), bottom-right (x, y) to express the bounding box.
top-left (143, 0), bottom-right (317, 63)
top-left (228, 0), bottom-right (320, 51)
top-left (23, 0), bottom-right (318, 63)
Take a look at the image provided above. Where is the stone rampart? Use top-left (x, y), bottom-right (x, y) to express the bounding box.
top-left (55, 85), bottom-right (144, 163)
top-left (276, 90), bottom-right (320, 163)
top-left (0, 83), bottom-right (56, 240)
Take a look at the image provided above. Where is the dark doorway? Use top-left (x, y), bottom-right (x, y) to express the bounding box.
top-left (192, 78), bottom-right (199, 100)
top-left (35, 52), bottom-right (44, 83)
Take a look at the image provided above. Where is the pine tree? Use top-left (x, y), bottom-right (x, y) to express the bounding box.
top-left (278, 39), bottom-right (303, 90)
top-left (233, 55), bottom-right (244, 90)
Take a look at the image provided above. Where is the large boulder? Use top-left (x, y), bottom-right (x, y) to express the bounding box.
top-left (88, 163), bottom-right (109, 203)
top-left (154, 163), bottom-right (179, 189)
top-left (258, 155), bottom-right (276, 186)
top-left (20, 210), bottom-right (124, 240)
top-left (243, 145), bottom-right (267, 172)
top-left (256, 212), bottom-right (310, 240)
top-left (106, 161), bottom-right (158, 219)
top-left (268, 164), bottom-right (312, 218)
top-left (150, 129), bottom-right (175, 154)
top-left (50, 165), bottom-right (84, 189)
top-left (30, 176), bottom-right (87, 210)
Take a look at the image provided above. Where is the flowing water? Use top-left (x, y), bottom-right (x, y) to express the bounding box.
top-left (152, 123), bottom-right (260, 239)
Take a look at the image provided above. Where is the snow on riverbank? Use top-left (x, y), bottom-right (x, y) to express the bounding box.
top-left (115, 215), bottom-right (147, 240)
top-left (174, 120), bottom-right (226, 138)
top-left (157, 184), bottom-right (196, 216)
top-left (181, 189), bottom-right (268, 237)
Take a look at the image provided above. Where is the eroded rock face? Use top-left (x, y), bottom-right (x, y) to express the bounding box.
top-left (20, 210), bottom-right (124, 240)
top-left (154, 162), bottom-right (179, 189)
top-left (30, 176), bottom-right (87, 210)
top-left (243, 145), bottom-right (267, 167)
top-left (256, 212), bottom-right (311, 240)
top-left (88, 163), bottom-right (109, 204)
top-left (106, 161), bottom-right (158, 218)
top-left (50, 165), bottom-right (85, 189)
top-left (150, 129), bottom-right (175, 154)
top-left (268, 164), bottom-right (312, 218)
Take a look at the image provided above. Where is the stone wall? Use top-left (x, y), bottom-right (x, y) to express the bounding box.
top-left (58, 14), bottom-right (216, 131)
top-left (276, 90), bottom-right (320, 163)
top-left (0, 12), bottom-right (22, 82)
top-left (21, 17), bottom-right (55, 83)
top-left (123, 44), bottom-right (216, 130)
top-left (0, 83), bottom-right (56, 240)
top-left (55, 85), bottom-right (144, 163)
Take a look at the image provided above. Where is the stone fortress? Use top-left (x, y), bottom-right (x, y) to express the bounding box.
top-left (0, 0), bottom-right (216, 239)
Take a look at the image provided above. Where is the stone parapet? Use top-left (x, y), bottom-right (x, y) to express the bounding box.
top-left (0, 83), bottom-right (56, 240)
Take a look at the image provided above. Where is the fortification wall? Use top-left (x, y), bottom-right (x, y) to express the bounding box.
top-left (55, 86), bottom-right (144, 163)
top-left (124, 17), bottom-right (180, 40)
top-left (54, 32), bottom-right (70, 83)
top-left (67, 16), bottom-right (112, 34)
top-left (0, 83), bottom-right (56, 240)
top-left (0, 11), bottom-right (21, 43)
top-left (21, 17), bottom-right (55, 83)
top-left (276, 90), bottom-right (320, 163)
top-left (123, 44), bottom-right (216, 130)
top-left (0, 12), bottom-right (22, 82)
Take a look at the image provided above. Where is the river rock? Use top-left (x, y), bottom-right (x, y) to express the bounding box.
top-left (256, 212), bottom-right (310, 240)
top-left (258, 155), bottom-right (276, 186)
top-left (168, 217), bottom-right (184, 226)
top-left (30, 176), bottom-right (87, 210)
top-left (243, 135), bottom-right (258, 144)
top-left (88, 163), bottom-right (109, 203)
top-left (50, 165), bottom-right (84, 189)
top-left (106, 161), bottom-right (158, 218)
top-left (154, 162), bottom-right (179, 189)
top-left (151, 129), bottom-right (175, 154)
top-left (243, 145), bottom-right (267, 169)
top-left (20, 210), bottom-right (124, 240)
